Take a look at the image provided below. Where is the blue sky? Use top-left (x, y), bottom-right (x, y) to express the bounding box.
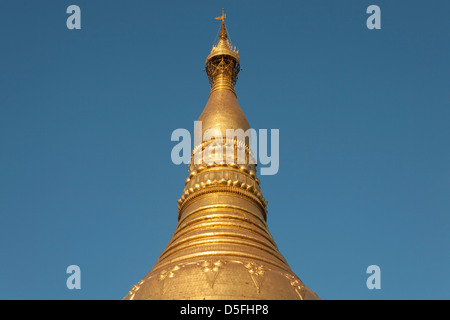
top-left (0, 0), bottom-right (449, 299)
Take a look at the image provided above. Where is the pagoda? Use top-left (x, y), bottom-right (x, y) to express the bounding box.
top-left (123, 10), bottom-right (320, 300)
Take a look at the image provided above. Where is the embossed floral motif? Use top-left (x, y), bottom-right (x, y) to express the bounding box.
top-left (158, 265), bottom-right (181, 295)
top-left (246, 263), bottom-right (264, 275)
top-left (159, 265), bottom-right (181, 281)
top-left (127, 279), bottom-right (144, 300)
top-left (285, 273), bottom-right (305, 300)
top-left (244, 262), bottom-right (265, 293)
top-left (201, 260), bottom-right (223, 273)
top-left (201, 260), bottom-right (224, 288)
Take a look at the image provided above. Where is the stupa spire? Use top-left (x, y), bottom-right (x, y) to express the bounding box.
top-left (123, 10), bottom-right (320, 300)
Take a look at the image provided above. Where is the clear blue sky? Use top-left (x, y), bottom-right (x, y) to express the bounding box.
top-left (0, 0), bottom-right (449, 300)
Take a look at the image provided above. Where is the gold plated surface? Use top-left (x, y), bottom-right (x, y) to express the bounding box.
top-left (198, 89), bottom-right (250, 138)
top-left (123, 10), bottom-right (320, 300)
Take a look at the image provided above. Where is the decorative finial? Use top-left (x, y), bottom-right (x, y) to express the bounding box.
top-left (205, 8), bottom-right (240, 92)
top-left (214, 8), bottom-right (226, 22)
top-left (215, 8), bottom-right (227, 40)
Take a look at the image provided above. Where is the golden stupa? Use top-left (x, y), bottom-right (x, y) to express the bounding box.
top-left (123, 10), bottom-right (320, 300)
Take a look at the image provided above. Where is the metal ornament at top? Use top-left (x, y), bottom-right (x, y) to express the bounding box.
top-left (205, 9), bottom-right (241, 93)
